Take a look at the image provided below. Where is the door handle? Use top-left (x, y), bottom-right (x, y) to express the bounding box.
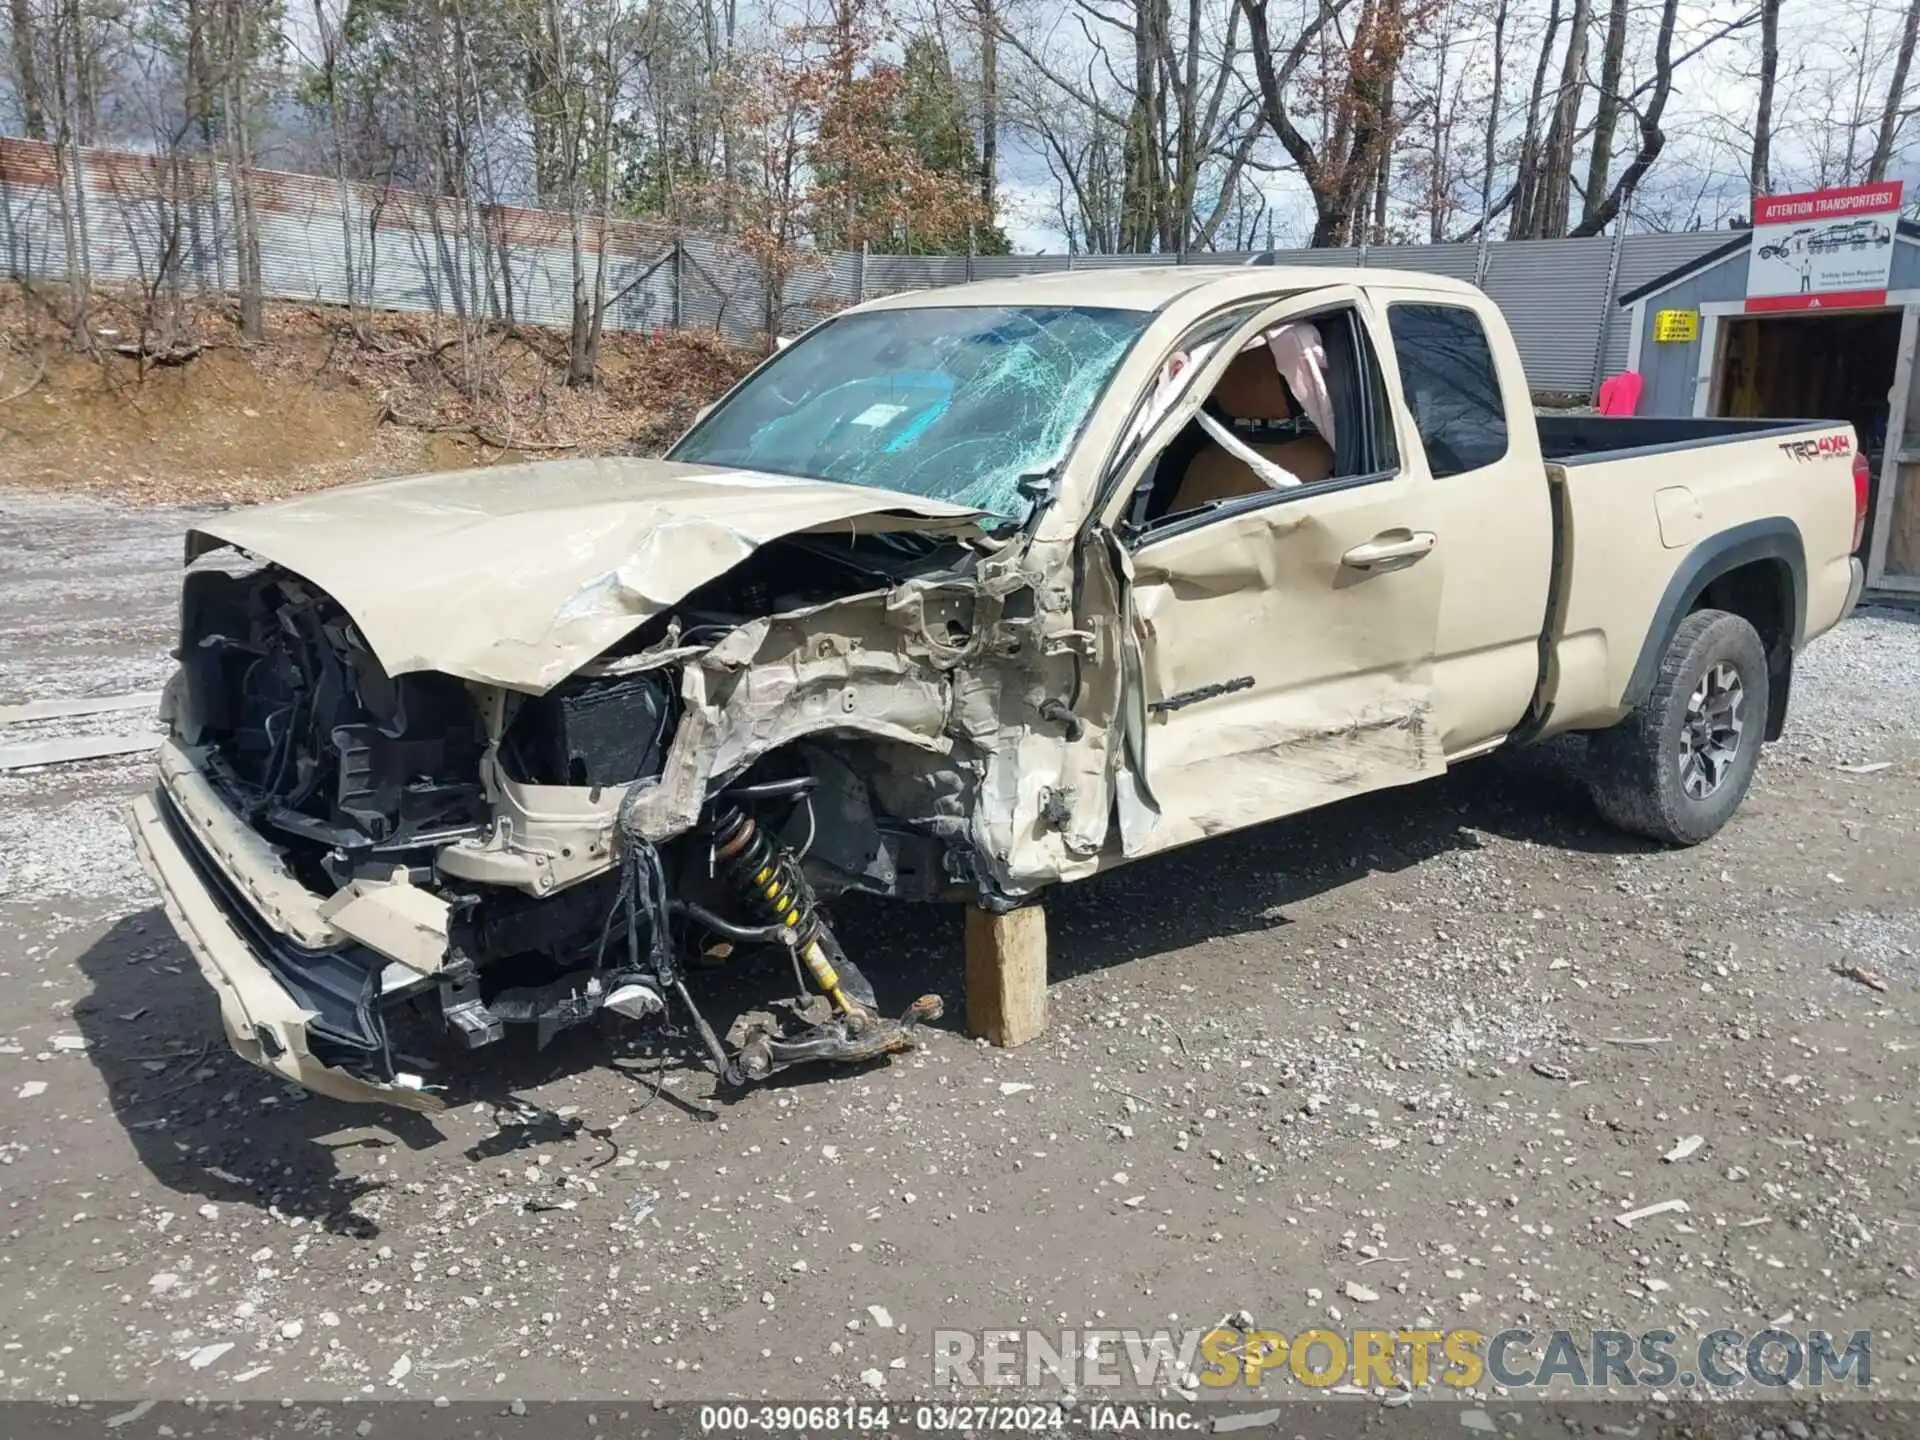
top-left (1342, 530), bottom-right (1437, 570)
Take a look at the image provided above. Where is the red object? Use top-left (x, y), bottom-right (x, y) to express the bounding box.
top-left (1745, 182), bottom-right (1902, 312)
top-left (1852, 449), bottom-right (1871, 552)
top-left (1597, 370), bottom-right (1643, 416)
top-left (1746, 289), bottom-right (1889, 314)
top-left (1753, 182), bottom-right (1903, 226)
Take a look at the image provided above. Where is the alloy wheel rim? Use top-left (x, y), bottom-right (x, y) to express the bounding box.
top-left (1678, 661), bottom-right (1745, 801)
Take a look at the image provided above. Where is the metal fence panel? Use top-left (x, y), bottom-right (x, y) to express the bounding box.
top-left (678, 233), bottom-right (765, 344)
top-left (1482, 236), bottom-right (1619, 392)
top-left (1365, 242), bottom-right (1482, 279)
top-left (863, 252), bottom-right (968, 297)
top-left (1266, 245), bottom-right (1366, 268)
top-left (969, 253), bottom-right (1071, 279)
top-left (1068, 253), bottom-right (1178, 270)
top-left (1614, 230), bottom-right (1738, 296)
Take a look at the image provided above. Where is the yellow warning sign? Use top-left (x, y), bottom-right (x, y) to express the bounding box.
top-left (1654, 309), bottom-right (1699, 343)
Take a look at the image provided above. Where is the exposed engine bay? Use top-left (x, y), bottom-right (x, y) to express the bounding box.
top-left (147, 497), bottom-right (1084, 1106)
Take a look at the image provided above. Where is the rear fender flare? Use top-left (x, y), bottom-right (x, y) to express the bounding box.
top-left (1622, 517), bottom-right (1805, 727)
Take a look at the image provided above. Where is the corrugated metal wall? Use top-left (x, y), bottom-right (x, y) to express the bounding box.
top-left (0, 135), bottom-right (1743, 397)
top-left (1601, 231), bottom-right (1744, 378)
top-left (1481, 237), bottom-right (1616, 391)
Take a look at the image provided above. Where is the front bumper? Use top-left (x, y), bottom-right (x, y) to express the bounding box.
top-left (126, 780), bottom-right (446, 1111)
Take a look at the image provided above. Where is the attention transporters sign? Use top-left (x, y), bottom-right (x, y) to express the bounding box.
top-left (1745, 181), bottom-right (1904, 312)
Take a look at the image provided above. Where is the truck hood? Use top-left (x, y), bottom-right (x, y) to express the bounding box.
top-left (187, 457), bottom-right (986, 693)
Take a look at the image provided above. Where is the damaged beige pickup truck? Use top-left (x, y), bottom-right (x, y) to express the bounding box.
top-left (128, 266), bottom-right (1868, 1109)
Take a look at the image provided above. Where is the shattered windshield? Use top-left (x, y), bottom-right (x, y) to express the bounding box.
top-left (668, 305), bottom-right (1150, 521)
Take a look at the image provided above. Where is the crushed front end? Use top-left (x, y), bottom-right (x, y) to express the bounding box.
top-left (127, 497), bottom-right (1078, 1108)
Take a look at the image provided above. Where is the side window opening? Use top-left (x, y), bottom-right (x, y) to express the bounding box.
top-left (1385, 303), bottom-right (1510, 478)
top-left (1126, 306), bottom-right (1397, 534)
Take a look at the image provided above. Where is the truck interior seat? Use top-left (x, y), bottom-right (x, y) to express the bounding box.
top-left (1170, 346), bottom-right (1335, 514)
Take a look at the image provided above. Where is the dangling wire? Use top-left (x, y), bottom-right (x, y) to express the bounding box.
top-left (595, 781), bottom-right (731, 1074)
top-left (593, 781), bottom-right (675, 986)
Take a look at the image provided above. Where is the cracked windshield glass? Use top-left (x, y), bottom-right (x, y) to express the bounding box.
top-left (669, 305), bottom-right (1150, 520)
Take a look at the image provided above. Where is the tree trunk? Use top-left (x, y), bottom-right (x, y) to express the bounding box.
top-left (1120, 0), bottom-right (1165, 251)
top-left (48, 8), bottom-right (90, 348)
top-left (216, 0), bottom-right (264, 341)
top-left (567, 204), bottom-right (593, 384)
top-left (1527, 0), bottom-right (1591, 237)
top-left (1477, 0), bottom-right (1508, 234)
top-left (54, 0), bottom-right (98, 144)
top-left (1427, 30), bottom-right (1451, 243)
top-left (1579, 0), bottom-right (1629, 232)
top-left (1509, 0), bottom-right (1561, 238)
top-left (224, 85), bottom-right (264, 340)
top-left (976, 0), bottom-right (997, 213)
top-left (1172, 0), bottom-right (1202, 251)
top-left (1372, 70), bottom-right (1394, 244)
top-left (1870, 0), bottom-right (1920, 181)
top-left (1238, 0), bottom-right (1358, 246)
top-left (1569, 0), bottom-right (1679, 236)
top-left (578, 26), bottom-right (619, 387)
top-left (1750, 0), bottom-right (1780, 198)
top-left (310, 0), bottom-right (361, 319)
top-left (9, 0), bottom-right (46, 139)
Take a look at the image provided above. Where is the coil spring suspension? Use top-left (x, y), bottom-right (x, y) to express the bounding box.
top-left (708, 803), bottom-right (860, 1017)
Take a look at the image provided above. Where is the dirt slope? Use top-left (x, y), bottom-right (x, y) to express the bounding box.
top-left (0, 285), bottom-right (754, 504)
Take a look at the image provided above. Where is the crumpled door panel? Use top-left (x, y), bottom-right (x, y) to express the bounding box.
top-left (1118, 488), bottom-right (1447, 855)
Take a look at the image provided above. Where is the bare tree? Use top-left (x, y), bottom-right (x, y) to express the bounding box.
top-left (1502, 0), bottom-right (1560, 236)
top-left (973, 0), bottom-right (997, 212)
top-left (42, 0), bottom-right (102, 345)
top-left (1871, 0), bottom-right (1920, 180)
top-left (1477, 0), bottom-right (1508, 231)
top-left (1569, 0), bottom-right (1683, 234)
top-left (1002, 0), bottom-right (1261, 251)
top-left (1578, 0), bottom-right (1628, 231)
top-left (9, 0), bottom-right (47, 138)
top-left (522, 0), bottom-right (653, 384)
top-left (209, 0), bottom-right (269, 340)
top-left (1511, 0), bottom-right (1587, 237)
top-left (1750, 0), bottom-right (1779, 196)
top-left (1241, 0), bottom-right (1423, 247)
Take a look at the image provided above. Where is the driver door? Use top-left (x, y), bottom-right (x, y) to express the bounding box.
top-left (1099, 290), bottom-right (1448, 859)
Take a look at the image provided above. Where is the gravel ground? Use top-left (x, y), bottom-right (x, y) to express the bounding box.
top-left (0, 490), bottom-right (1916, 1431)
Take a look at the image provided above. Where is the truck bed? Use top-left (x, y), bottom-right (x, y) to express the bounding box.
top-left (1535, 412), bottom-right (1861, 740)
top-left (1537, 414), bottom-right (1823, 465)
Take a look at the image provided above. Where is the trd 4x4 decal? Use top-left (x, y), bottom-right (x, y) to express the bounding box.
top-left (1778, 433), bottom-right (1852, 462)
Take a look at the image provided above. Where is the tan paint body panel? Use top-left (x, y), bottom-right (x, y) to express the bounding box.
top-left (130, 264), bottom-right (1865, 1105)
top-left (1543, 438), bottom-right (1858, 734)
top-left (1123, 490), bottom-right (1447, 853)
top-left (1655, 486), bottom-right (1706, 549)
top-left (126, 793), bottom-right (445, 1110)
top-left (189, 457), bottom-right (982, 694)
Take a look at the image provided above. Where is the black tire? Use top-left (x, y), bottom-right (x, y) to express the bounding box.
top-left (1587, 608), bottom-right (1771, 846)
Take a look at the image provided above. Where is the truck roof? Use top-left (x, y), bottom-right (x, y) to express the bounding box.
top-left (851, 263), bottom-right (1485, 314)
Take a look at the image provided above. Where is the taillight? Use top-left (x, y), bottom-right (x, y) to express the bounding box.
top-left (1852, 449), bottom-right (1870, 552)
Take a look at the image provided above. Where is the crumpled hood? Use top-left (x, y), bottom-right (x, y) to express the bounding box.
top-left (188, 457), bottom-right (984, 693)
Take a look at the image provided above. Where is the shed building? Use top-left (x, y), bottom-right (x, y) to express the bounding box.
top-left (1619, 223), bottom-right (1920, 596)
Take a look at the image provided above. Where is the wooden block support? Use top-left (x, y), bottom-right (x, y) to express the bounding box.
top-left (964, 903), bottom-right (1048, 1047)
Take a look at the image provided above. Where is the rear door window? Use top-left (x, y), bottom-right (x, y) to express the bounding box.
top-left (1386, 303), bottom-right (1509, 478)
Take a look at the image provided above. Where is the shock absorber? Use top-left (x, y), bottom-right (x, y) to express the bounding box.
top-left (707, 802), bottom-right (861, 1017)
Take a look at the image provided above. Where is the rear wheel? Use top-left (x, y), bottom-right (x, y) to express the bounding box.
top-left (1587, 608), bottom-right (1770, 845)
